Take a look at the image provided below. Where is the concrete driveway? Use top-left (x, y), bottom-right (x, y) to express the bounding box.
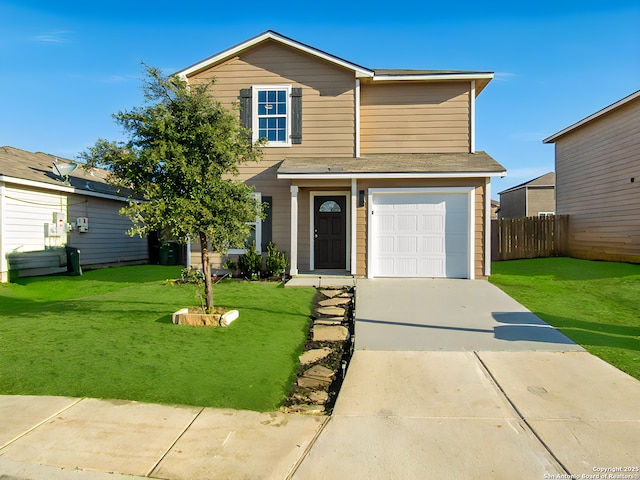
top-left (354, 278), bottom-right (584, 351)
top-left (292, 278), bottom-right (640, 479)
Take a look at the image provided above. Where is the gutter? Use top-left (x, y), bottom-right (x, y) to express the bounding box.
top-left (277, 171), bottom-right (507, 180)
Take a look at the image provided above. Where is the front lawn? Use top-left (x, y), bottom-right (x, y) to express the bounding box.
top-left (490, 257), bottom-right (640, 380)
top-left (0, 266), bottom-right (315, 411)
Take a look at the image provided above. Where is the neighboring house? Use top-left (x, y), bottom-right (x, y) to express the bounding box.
top-left (0, 146), bottom-right (149, 282)
top-left (497, 172), bottom-right (555, 219)
top-left (178, 31), bottom-right (506, 279)
top-left (490, 199), bottom-right (500, 220)
top-left (543, 90), bottom-right (640, 263)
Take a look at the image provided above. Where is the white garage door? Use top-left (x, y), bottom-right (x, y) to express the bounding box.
top-left (371, 191), bottom-right (470, 278)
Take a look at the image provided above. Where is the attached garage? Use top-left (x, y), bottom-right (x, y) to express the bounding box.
top-left (368, 187), bottom-right (474, 279)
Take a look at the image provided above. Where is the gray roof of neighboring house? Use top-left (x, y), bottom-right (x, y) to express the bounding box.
top-left (277, 152), bottom-right (506, 176)
top-left (0, 146), bottom-right (127, 198)
top-left (543, 89), bottom-right (640, 143)
top-left (498, 172), bottom-right (555, 195)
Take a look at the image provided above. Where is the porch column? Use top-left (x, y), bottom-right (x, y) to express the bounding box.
top-left (289, 185), bottom-right (299, 276)
top-left (351, 179), bottom-right (357, 275)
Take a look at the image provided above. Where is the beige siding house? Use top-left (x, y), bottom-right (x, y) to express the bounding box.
top-left (179, 31), bottom-right (506, 279)
top-left (544, 90), bottom-right (640, 262)
top-left (0, 146), bottom-right (149, 281)
top-left (497, 172), bottom-right (555, 219)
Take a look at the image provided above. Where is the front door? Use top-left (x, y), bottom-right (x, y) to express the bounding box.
top-left (314, 195), bottom-right (346, 269)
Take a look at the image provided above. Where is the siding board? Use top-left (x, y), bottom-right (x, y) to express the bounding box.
top-left (360, 82), bottom-right (470, 154)
top-left (554, 96), bottom-right (640, 262)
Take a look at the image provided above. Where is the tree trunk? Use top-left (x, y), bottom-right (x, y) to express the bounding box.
top-left (199, 232), bottom-right (214, 312)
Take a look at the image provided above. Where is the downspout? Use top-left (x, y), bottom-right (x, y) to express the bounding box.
top-left (351, 178), bottom-right (357, 275)
top-left (355, 79), bottom-right (361, 158)
top-left (470, 80), bottom-right (476, 154)
top-left (484, 179), bottom-right (491, 277)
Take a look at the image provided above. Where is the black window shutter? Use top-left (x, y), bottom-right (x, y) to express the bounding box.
top-left (239, 88), bottom-right (252, 138)
top-left (261, 196), bottom-right (273, 251)
top-left (290, 88), bottom-right (302, 144)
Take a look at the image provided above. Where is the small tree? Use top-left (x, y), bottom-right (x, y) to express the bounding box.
top-left (79, 65), bottom-right (263, 312)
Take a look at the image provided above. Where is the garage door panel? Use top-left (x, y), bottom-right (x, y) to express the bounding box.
top-left (372, 191), bottom-right (469, 278)
top-left (421, 214), bottom-right (444, 232)
top-left (418, 258), bottom-right (445, 277)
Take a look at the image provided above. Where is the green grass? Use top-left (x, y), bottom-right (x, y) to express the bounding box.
top-left (0, 266), bottom-right (316, 411)
top-left (490, 257), bottom-right (640, 380)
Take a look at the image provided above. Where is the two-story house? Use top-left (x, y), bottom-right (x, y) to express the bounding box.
top-left (178, 31), bottom-right (505, 279)
top-left (497, 172), bottom-right (556, 219)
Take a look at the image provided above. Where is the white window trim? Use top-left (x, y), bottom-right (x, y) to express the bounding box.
top-left (252, 85), bottom-right (292, 147)
top-left (228, 192), bottom-right (262, 254)
top-left (538, 212), bottom-right (555, 217)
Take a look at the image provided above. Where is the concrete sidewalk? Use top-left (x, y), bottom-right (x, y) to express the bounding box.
top-left (0, 396), bottom-right (325, 479)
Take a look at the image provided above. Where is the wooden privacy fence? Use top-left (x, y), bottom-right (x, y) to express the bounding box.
top-left (491, 215), bottom-right (569, 261)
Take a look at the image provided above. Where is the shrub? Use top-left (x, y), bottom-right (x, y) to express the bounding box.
top-left (237, 241), bottom-right (262, 280)
top-left (179, 267), bottom-right (204, 284)
top-left (265, 242), bottom-right (289, 278)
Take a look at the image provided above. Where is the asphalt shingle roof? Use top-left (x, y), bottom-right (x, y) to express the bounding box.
top-left (278, 152), bottom-right (506, 175)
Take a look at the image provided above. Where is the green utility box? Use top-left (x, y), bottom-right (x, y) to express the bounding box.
top-left (159, 242), bottom-right (178, 266)
top-left (65, 246), bottom-right (82, 276)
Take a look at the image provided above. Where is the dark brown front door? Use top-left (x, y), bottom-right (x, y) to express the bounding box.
top-left (314, 195), bottom-right (346, 269)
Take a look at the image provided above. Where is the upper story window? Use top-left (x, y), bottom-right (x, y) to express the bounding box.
top-left (256, 88), bottom-right (289, 143)
top-left (240, 86), bottom-right (302, 147)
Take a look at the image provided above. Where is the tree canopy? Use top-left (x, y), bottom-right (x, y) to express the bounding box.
top-left (79, 65), bottom-right (263, 310)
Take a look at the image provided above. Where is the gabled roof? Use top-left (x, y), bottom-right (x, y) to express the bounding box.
top-left (543, 89), bottom-right (640, 143)
top-left (277, 152), bottom-right (506, 179)
top-left (0, 146), bottom-right (129, 201)
top-left (498, 172), bottom-right (555, 195)
top-left (176, 31), bottom-right (494, 94)
top-left (176, 30), bottom-right (374, 79)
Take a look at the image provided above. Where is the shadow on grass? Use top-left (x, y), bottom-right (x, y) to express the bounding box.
top-left (532, 312), bottom-right (640, 351)
top-left (155, 315), bottom-right (173, 324)
top-left (12, 265), bottom-right (183, 286)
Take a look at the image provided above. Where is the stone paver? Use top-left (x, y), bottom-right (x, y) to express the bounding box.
top-left (315, 306), bottom-right (345, 317)
top-left (312, 325), bottom-right (349, 342)
top-left (299, 347), bottom-right (332, 365)
top-left (317, 297), bottom-right (351, 307)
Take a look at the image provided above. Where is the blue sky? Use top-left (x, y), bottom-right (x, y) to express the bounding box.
top-left (1, 0), bottom-right (638, 196)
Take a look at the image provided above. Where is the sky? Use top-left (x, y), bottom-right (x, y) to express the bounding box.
top-left (1, 0), bottom-right (639, 197)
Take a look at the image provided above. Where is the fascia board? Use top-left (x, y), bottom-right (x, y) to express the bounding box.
top-left (176, 31), bottom-right (374, 79)
top-left (278, 171), bottom-right (507, 180)
top-left (543, 89), bottom-right (640, 144)
top-left (372, 73), bottom-right (494, 82)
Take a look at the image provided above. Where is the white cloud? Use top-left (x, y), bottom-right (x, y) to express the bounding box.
top-left (493, 72), bottom-right (518, 81)
top-left (31, 31), bottom-right (72, 44)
